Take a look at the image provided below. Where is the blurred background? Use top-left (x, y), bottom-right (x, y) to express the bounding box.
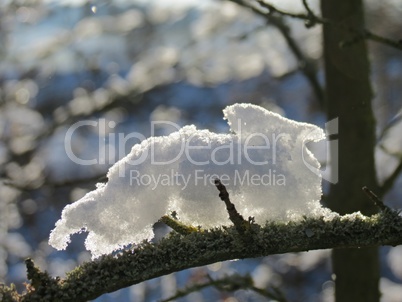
top-left (1, 0), bottom-right (402, 301)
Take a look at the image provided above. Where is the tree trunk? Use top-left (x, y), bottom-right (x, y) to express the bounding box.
top-left (321, 1), bottom-right (380, 301)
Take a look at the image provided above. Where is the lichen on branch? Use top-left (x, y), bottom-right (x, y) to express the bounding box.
top-left (3, 206), bottom-right (402, 302)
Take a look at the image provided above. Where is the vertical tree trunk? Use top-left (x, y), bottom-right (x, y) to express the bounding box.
top-left (320, 1), bottom-right (380, 302)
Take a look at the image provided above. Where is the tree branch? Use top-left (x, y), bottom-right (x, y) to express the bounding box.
top-left (160, 273), bottom-right (288, 302)
top-left (379, 160), bottom-right (402, 196)
top-left (227, 0), bottom-right (324, 107)
top-left (230, 0), bottom-right (402, 50)
top-left (2, 207), bottom-right (402, 301)
top-left (257, 0), bottom-right (402, 51)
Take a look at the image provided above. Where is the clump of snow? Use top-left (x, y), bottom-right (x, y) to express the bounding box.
top-left (49, 103), bottom-right (327, 258)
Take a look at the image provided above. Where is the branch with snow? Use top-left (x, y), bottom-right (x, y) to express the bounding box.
top-left (2, 204), bottom-right (402, 302)
top-left (48, 103), bottom-right (327, 258)
top-left (4, 104), bottom-right (402, 301)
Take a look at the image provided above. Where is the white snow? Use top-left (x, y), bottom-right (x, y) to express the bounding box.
top-left (49, 103), bottom-right (327, 258)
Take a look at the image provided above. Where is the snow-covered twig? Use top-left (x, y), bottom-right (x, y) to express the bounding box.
top-left (3, 207), bottom-right (402, 302)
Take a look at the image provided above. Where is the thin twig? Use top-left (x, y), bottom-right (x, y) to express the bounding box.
top-left (160, 274), bottom-right (288, 302)
top-left (214, 178), bottom-right (248, 234)
top-left (302, 0), bottom-right (315, 18)
top-left (232, 0), bottom-right (402, 51)
top-left (159, 213), bottom-right (200, 235)
top-left (379, 161), bottom-right (402, 196)
top-left (362, 186), bottom-right (388, 211)
top-left (256, 0), bottom-right (312, 20)
top-left (0, 173), bottom-right (108, 192)
top-left (264, 13), bottom-right (324, 106)
top-left (377, 111), bottom-right (402, 142)
top-left (228, 0), bottom-right (325, 107)
top-left (301, 0), bottom-right (318, 28)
